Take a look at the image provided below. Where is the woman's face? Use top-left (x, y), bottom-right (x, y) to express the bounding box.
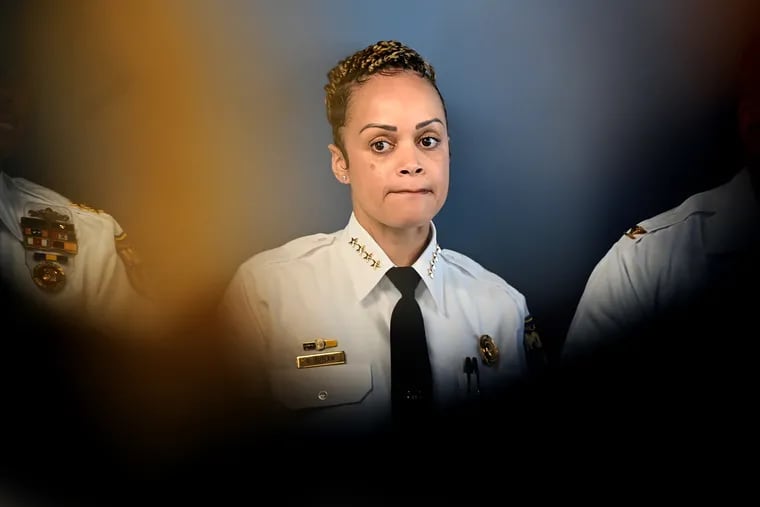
top-left (329, 70), bottom-right (450, 233)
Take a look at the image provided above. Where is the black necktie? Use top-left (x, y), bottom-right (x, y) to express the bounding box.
top-left (386, 266), bottom-right (433, 424)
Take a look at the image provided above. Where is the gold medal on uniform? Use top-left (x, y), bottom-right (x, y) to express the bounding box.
top-left (479, 334), bottom-right (499, 367)
top-left (32, 261), bottom-right (66, 292)
top-left (21, 204), bottom-right (78, 293)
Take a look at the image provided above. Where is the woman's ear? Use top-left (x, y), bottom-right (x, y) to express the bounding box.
top-left (328, 144), bottom-right (349, 184)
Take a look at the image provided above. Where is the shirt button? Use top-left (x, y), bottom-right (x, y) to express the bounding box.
top-left (317, 390), bottom-right (328, 401)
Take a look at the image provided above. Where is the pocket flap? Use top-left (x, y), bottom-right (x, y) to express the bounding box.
top-left (270, 363), bottom-right (372, 410)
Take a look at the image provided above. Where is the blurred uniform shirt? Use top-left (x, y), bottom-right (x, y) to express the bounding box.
top-left (564, 168), bottom-right (760, 362)
top-left (0, 170), bottom-right (147, 335)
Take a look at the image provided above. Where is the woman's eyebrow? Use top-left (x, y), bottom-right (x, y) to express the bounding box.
top-left (359, 123), bottom-right (396, 133)
top-left (415, 118), bottom-right (443, 129)
top-left (358, 118), bottom-right (443, 134)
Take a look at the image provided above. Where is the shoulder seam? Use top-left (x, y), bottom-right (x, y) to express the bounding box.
top-left (247, 233), bottom-right (337, 267)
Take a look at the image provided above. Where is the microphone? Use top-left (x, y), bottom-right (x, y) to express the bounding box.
top-left (463, 356), bottom-right (481, 395)
top-left (463, 357), bottom-right (473, 393)
top-left (472, 357), bottom-right (480, 394)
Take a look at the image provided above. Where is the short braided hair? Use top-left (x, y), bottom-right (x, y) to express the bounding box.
top-left (324, 40), bottom-right (447, 159)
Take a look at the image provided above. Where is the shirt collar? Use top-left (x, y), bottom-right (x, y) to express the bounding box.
top-left (410, 222), bottom-right (444, 311)
top-left (341, 212), bottom-right (445, 310)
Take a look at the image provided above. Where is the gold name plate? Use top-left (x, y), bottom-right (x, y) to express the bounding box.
top-left (296, 351), bottom-right (346, 369)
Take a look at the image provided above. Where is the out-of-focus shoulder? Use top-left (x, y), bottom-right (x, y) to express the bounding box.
top-left (238, 232), bottom-right (338, 272)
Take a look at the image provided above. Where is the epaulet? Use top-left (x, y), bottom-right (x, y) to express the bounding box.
top-left (623, 192), bottom-right (711, 241)
top-left (69, 201), bottom-right (106, 215)
top-left (440, 248), bottom-right (526, 304)
top-left (69, 201), bottom-right (122, 234)
top-left (69, 201), bottom-right (147, 296)
top-left (248, 233), bottom-right (336, 267)
top-left (439, 248), bottom-right (492, 279)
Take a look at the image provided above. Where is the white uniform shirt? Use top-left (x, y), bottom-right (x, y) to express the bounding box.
top-left (563, 168), bottom-right (760, 362)
top-left (221, 213), bottom-right (533, 432)
top-left (0, 171), bottom-right (146, 336)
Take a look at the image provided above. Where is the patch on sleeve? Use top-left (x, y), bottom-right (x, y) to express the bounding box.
top-left (624, 225), bottom-right (647, 240)
top-left (523, 315), bottom-right (547, 373)
top-left (115, 233), bottom-right (148, 296)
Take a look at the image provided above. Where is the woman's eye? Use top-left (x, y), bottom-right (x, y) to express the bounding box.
top-left (371, 140), bottom-right (392, 153)
top-left (419, 136), bottom-right (440, 148)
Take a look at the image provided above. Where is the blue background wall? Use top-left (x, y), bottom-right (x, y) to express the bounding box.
top-left (7, 0), bottom-right (760, 356)
top-left (193, 0), bottom-right (760, 355)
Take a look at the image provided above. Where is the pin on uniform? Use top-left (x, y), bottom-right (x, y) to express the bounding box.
top-left (522, 315), bottom-right (547, 373)
top-left (302, 338), bottom-right (338, 351)
top-left (479, 334), bottom-right (499, 367)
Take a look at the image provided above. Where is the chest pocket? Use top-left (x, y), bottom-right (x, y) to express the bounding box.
top-left (270, 364), bottom-right (372, 410)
